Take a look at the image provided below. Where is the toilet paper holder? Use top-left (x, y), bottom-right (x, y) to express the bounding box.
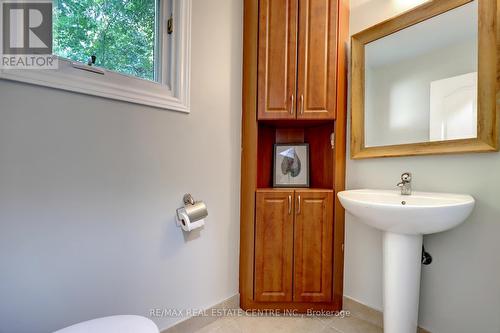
top-left (176, 193), bottom-right (208, 231)
top-left (183, 194), bottom-right (195, 205)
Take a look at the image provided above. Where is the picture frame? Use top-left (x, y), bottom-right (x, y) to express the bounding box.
top-left (273, 143), bottom-right (310, 188)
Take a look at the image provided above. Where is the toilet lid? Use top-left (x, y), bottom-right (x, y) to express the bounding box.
top-left (53, 315), bottom-right (159, 333)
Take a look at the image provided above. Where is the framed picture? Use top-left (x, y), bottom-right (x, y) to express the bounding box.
top-left (273, 143), bottom-right (309, 188)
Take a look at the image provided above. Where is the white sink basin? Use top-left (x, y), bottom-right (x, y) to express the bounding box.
top-left (338, 189), bottom-right (475, 333)
top-left (338, 189), bottom-right (475, 235)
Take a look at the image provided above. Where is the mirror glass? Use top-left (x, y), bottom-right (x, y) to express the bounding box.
top-left (364, 1), bottom-right (478, 148)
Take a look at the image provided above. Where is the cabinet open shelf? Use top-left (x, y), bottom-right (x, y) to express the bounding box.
top-left (257, 122), bottom-right (335, 190)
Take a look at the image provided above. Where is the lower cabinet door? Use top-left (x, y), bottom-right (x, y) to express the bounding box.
top-left (254, 190), bottom-right (294, 302)
top-left (293, 190), bottom-right (334, 302)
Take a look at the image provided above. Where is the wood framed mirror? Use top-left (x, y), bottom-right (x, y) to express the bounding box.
top-left (351, 0), bottom-right (499, 159)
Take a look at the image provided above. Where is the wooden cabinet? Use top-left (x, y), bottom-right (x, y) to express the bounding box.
top-left (297, 0), bottom-right (338, 120)
top-left (254, 190), bottom-right (294, 302)
top-left (293, 190), bottom-right (334, 302)
top-left (240, 0), bottom-right (348, 313)
top-left (258, 0), bottom-right (338, 120)
top-left (257, 0), bottom-right (297, 120)
top-left (254, 189), bottom-right (334, 303)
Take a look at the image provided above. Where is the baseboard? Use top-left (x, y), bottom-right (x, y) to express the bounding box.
top-left (343, 296), bottom-right (432, 333)
top-left (161, 294), bottom-right (240, 333)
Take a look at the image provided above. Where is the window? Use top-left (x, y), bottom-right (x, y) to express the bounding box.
top-left (0, 0), bottom-right (191, 112)
top-left (53, 0), bottom-right (158, 81)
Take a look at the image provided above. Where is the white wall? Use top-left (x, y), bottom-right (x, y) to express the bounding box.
top-left (0, 0), bottom-right (242, 332)
top-left (346, 1), bottom-right (500, 332)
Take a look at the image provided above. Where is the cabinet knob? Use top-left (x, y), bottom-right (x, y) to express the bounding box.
top-left (297, 195), bottom-right (301, 214)
top-left (288, 195), bottom-right (292, 214)
top-left (290, 94), bottom-right (295, 115)
top-left (300, 95), bottom-right (304, 115)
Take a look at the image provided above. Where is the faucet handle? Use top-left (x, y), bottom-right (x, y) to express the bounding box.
top-left (401, 172), bottom-right (412, 182)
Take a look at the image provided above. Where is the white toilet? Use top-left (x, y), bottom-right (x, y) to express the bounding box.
top-left (53, 315), bottom-right (159, 333)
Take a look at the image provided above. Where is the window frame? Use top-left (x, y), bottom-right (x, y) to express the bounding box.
top-left (0, 0), bottom-right (192, 113)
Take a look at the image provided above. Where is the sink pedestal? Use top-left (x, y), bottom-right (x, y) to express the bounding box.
top-left (383, 232), bottom-right (423, 333)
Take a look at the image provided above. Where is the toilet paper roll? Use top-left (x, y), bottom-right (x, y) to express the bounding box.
top-left (177, 211), bottom-right (205, 232)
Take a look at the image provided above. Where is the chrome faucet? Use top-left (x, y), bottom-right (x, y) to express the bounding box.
top-left (397, 172), bottom-right (412, 195)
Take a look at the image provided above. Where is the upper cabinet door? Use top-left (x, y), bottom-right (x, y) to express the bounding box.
top-left (296, 0), bottom-right (338, 120)
top-left (254, 190), bottom-right (294, 302)
top-left (257, 0), bottom-right (298, 120)
top-left (293, 190), bottom-right (334, 302)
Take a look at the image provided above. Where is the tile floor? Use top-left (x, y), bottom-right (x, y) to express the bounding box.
top-left (193, 312), bottom-right (382, 333)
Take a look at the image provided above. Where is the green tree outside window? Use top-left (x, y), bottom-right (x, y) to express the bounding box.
top-left (53, 0), bottom-right (157, 81)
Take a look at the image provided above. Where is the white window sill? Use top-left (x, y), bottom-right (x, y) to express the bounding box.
top-left (0, 58), bottom-right (190, 112)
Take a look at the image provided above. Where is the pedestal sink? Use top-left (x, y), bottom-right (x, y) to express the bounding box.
top-left (338, 189), bottom-right (475, 333)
